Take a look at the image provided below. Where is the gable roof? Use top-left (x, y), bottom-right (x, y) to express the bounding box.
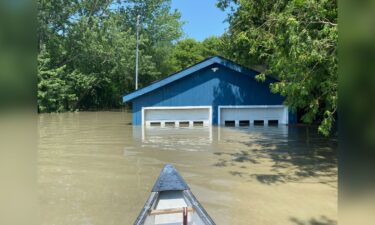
top-left (123, 56), bottom-right (275, 102)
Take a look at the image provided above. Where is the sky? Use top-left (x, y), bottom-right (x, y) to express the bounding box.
top-left (170, 0), bottom-right (228, 41)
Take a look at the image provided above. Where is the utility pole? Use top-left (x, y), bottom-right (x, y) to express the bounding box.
top-left (135, 15), bottom-right (140, 90)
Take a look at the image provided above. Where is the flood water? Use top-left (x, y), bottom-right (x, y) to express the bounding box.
top-left (38, 112), bottom-right (337, 225)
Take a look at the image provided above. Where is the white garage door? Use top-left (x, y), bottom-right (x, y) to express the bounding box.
top-left (219, 105), bottom-right (288, 126)
top-left (142, 106), bottom-right (211, 127)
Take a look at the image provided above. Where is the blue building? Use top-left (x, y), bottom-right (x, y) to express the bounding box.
top-left (123, 56), bottom-right (296, 127)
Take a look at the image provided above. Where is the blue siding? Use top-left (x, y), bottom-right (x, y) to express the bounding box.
top-left (131, 64), bottom-right (288, 125)
top-left (289, 111), bottom-right (297, 124)
top-left (123, 56), bottom-right (274, 102)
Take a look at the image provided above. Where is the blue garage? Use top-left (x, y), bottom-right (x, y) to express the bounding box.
top-left (123, 56), bottom-right (296, 127)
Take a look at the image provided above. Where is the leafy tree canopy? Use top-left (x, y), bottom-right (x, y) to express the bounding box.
top-left (37, 0), bottom-right (183, 111)
top-left (37, 0), bottom-right (338, 136)
top-left (218, 0), bottom-right (338, 136)
top-left (169, 36), bottom-right (224, 71)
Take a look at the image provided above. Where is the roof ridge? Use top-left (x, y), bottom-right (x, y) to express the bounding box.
top-left (122, 56), bottom-right (271, 103)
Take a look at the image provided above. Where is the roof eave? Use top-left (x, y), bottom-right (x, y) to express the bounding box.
top-left (122, 56), bottom-right (273, 103)
top-left (123, 56), bottom-right (222, 102)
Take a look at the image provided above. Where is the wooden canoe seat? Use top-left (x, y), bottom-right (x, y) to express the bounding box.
top-left (149, 207), bottom-right (194, 216)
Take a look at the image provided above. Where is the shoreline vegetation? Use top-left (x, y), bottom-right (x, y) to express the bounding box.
top-left (38, 0), bottom-right (337, 136)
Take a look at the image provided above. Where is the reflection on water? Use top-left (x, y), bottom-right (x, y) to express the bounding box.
top-left (133, 126), bottom-right (213, 152)
top-left (38, 112), bottom-right (337, 225)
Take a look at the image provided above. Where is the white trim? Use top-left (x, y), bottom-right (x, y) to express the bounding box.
top-left (219, 105), bottom-right (286, 109)
top-left (284, 106), bottom-right (289, 124)
top-left (143, 106), bottom-right (212, 110)
top-left (141, 107), bottom-right (145, 126)
top-left (142, 106), bottom-right (212, 127)
top-left (218, 105), bottom-right (288, 125)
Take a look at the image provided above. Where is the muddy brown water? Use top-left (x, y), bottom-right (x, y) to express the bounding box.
top-left (38, 112), bottom-right (337, 225)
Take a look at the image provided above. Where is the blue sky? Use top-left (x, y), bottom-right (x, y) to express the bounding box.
top-left (171, 0), bottom-right (228, 41)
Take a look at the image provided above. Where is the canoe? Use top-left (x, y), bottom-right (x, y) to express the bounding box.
top-left (134, 164), bottom-right (216, 225)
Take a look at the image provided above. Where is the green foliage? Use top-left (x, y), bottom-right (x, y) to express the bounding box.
top-left (218, 0), bottom-right (338, 136)
top-left (38, 0), bottom-right (338, 137)
top-left (38, 49), bottom-right (73, 112)
top-left (169, 39), bottom-right (205, 71)
top-left (201, 36), bottom-right (225, 58)
top-left (37, 0), bottom-right (225, 112)
top-left (169, 36), bottom-right (225, 71)
top-left (37, 0), bottom-right (183, 112)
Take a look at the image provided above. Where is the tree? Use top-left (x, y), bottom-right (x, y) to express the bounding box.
top-left (169, 39), bottom-right (205, 71)
top-left (218, 0), bottom-right (338, 136)
top-left (201, 36), bottom-right (225, 58)
top-left (37, 48), bottom-right (77, 112)
top-left (169, 36), bottom-right (225, 72)
top-left (37, 0), bottom-right (183, 112)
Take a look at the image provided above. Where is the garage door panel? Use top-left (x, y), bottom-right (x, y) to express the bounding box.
top-left (143, 107), bottom-right (211, 126)
top-left (220, 106), bottom-right (288, 125)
